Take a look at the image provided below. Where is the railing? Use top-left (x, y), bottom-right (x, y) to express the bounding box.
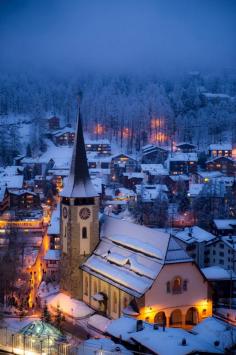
top-left (0, 327), bottom-right (71, 355)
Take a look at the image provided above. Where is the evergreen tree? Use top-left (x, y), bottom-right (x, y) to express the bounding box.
top-left (41, 302), bottom-right (52, 323)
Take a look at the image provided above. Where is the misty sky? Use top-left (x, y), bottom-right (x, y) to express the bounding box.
top-left (0, 0), bottom-right (235, 74)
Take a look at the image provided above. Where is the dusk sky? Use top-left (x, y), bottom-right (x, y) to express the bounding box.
top-left (0, 0), bottom-right (235, 74)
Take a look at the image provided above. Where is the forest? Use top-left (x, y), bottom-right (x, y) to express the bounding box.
top-left (0, 71), bottom-right (235, 164)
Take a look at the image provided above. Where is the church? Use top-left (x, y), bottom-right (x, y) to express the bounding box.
top-left (60, 108), bottom-right (212, 328)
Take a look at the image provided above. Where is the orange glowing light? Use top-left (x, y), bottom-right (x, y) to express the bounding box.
top-left (94, 123), bottom-right (104, 135)
top-left (151, 118), bottom-right (164, 129)
top-left (122, 127), bottom-right (131, 139)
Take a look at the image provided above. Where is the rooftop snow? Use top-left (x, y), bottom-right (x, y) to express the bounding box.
top-left (201, 266), bottom-right (236, 280)
top-left (171, 226), bottom-right (216, 244)
top-left (214, 219), bottom-right (236, 230)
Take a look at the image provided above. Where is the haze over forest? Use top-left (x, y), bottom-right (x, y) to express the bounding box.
top-left (0, 0), bottom-right (235, 163)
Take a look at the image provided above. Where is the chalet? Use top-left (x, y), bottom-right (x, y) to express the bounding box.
top-left (171, 226), bottom-right (216, 268)
top-left (206, 156), bottom-right (235, 176)
top-left (165, 175), bottom-right (189, 196)
top-left (110, 153), bottom-right (138, 182)
top-left (208, 143), bottom-right (232, 158)
top-left (59, 109), bottom-right (212, 328)
top-left (47, 205), bottom-right (60, 250)
top-left (141, 144), bottom-right (169, 164)
top-left (122, 172), bottom-right (144, 189)
top-left (44, 249), bottom-right (61, 280)
top-left (193, 171), bottom-right (223, 184)
top-left (85, 139), bottom-right (111, 155)
top-left (165, 152), bottom-right (198, 175)
top-left (212, 219), bottom-right (236, 236)
top-left (141, 164), bottom-right (168, 184)
top-left (52, 127), bottom-right (75, 146)
top-left (9, 190), bottom-right (41, 210)
top-left (204, 235), bottom-right (236, 272)
top-left (176, 142), bottom-right (196, 153)
top-left (47, 116), bottom-right (60, 131)
top-left (21, 157), bottom-right (55, 179)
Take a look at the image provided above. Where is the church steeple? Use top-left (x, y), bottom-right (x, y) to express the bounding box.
top-left (61, 105), bottom-right (97, 198)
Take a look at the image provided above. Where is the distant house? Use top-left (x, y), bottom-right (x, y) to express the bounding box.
top-left (122, 172), bottom-right (144, 189)
top-left (85, 139), bottom-right (111, 155)
top-left (212, 219), bottom-right (236, 236)
top-left (9, 190), bottom-right (41, 210)
top-left (193, 171), bottom-right (223, 184)
top-left (176, 142), bottom-right (196, 153)
top-left (47, 116), bottom-right (60, 131)
top-left (208, 143), bottom-right (232, 158)
top-left (141, 144), bottom-right (169, 164)
top-left (48, 205), bottom-right (60, 250)
top-left (111, 153), bottom-right (138, 182)
top-left (165, 152), bottom-right (198, 175)
top-left (44, 249), bottom-right (61, 279)
top-left (141, 164), bottom-right (168, 184)
top-left (171, 226), bottom-right (216, 268)
top-left (204, 235), bottom-right (236, 272)
top-left (52, 127), bottom-right (75, 146)
top-left (206, 156), bottom-right (235, 176)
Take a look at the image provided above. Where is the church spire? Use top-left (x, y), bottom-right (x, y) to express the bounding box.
top-left (61, 100), bottom-right (97, 198)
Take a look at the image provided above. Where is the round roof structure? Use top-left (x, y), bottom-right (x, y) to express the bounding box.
top-left (19, 320), bottom-right (66, 342)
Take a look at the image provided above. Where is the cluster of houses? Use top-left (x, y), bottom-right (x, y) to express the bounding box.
top-left (0, 114), bottom-right (236, 353)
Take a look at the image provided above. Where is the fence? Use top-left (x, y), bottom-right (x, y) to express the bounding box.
top-left (0, 327), bottom-right (71, 355)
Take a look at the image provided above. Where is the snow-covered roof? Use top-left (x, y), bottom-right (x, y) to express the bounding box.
top-left (87, 314), bottom-right (112, 333)
top-left (136, 184), bottom-right (168, 202)
top-left (213, 219), bottom-right (236, 230)
top-left (172, 226), bottom-right (216, 244)
top-left (201, 266), bottom-right (236, 281)
top-left (167, 152), bottom-right (198, 162)
top-left (131, 323), bottom-right (222, 355)
top-left (44, 249), bottom-right (61, 261)
top-left (47, 293), bottom-right (94, 319)
top-left (82, 216), bottom-right (191, 297)
top-left (106, 316), bottom-right (137, 342)
top-left (193, 317), bottom-right (236, 353)
top-left (123, 172), bottom-right (144, 179)
top-left (204, 93), bottom-right (231, 100)
top-left (197, 171), bottom-right (223, 179)
top-left (0, 175), bottom-right (24, 189)
top-left (78, 338), bottom-right (131, 355)
top-left (48, 205), bottom-right (60, 235)
top-left (141, 164), bottom-right (168, 176)
top-left (53, 126), bottom-right (75, 137)
top-left (169, 175), bottom-right (189, 182)
top-left (188, 184), bottom-right (204, 197)
top-left (209, 143), bottom-right (232, 151)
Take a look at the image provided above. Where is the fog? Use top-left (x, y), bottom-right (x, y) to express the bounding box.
top-left (0, 0), bottom-right (235, 75)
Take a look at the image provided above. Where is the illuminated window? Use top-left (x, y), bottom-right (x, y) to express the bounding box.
top-left (172, 277), bottom-right (182, 294)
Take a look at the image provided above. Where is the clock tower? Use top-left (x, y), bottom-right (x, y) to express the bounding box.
top-left (60, 105), bottom-right (99, 299)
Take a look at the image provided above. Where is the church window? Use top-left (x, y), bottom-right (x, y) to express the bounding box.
top-left (123, 297), bottom-right (128, 309)
top-left (93, 280), bottom-right (98, 294)
top-left (82, 227), bottom-right (87, 239)
top-left (84, 277), bottom-right (89, 296)
top-left (172, 277), bottom-right (182, 294)
top-left (113, 291), bottom-right (118, 313)
top-left (166, 281), bottom-right (171, 293)
top-left (183, 279), bottom-right (188, 291)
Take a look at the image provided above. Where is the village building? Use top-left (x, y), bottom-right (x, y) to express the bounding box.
top-left (110, 153), bottom-right (138, 182)
top-left (46, 115), bottom-right (60, 131)
top-left (206, 156), bottom-right (235, 176)
top-left (52, 127), bottom-right (75, 146)
top-left (59, 109), bottom-right (212, 327)
top-left (176, 142), bottom-right (196, 153)
top-left (141, 144), bottom-right (169, 164)
top-left (212, 219), bottom-right (236, 236)
top-left (9, 190), bottom-right (41, 210)
top-left (208, 143), bottom-right (232, 159)
top-left (204, 235), bottom-right (236, 271)
top-left (165, 152), bottom-right (198, 175)
top-left (85, 139), bottom-right (111, 155)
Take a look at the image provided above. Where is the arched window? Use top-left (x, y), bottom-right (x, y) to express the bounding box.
top-left (113, 292), bottom-right (117, 313)
top-left (172, 277), bottom-right (182, 294)
top-left (123, 297), bottom-right (128, 309)
top-left (82, 227), bottom-right (87, 239)
top-left (93, 280), bottom-right (98, 295)
top-left (84, 277), bottom-right (89, 296)
top-left (183, 279), bottom-right (188, 291)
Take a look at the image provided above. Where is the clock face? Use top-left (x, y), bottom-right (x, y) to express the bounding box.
top-left (63, 207), bottom-right (68, 219)
top-left (79, 207), bottom-right (91, 220)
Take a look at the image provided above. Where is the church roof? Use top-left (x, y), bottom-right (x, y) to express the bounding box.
top-left (61, 107), bottom-right (98, 198)
top-left (82, 216), bottom-right (192, 297)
